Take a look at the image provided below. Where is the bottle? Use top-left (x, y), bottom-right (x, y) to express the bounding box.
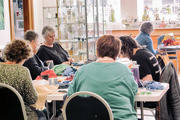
top-left (131, 61), bottom-right (140, 87)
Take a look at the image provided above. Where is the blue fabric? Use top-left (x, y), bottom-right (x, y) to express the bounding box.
top-left (135, 32), bottom-right (158, 55)
top-left (62, 67), bottom-right (77, 76)
top-left (146, 81), bottom-right (164, 91)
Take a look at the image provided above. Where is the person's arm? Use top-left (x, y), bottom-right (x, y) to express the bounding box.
top-left (23, 57), bottom-right (48, 80)
top-left (22, 68), bottom-right (38, 105)
top-left (36, 47), bottom-right (51, 66)
top-left (133, 55), bottom-right (153, 81)
top-left (146, 39), bottom-right (159, 55)
top-left (67, 70), bottom-right (80, 97)
top-left (141, 74), bottom-right (153, 81)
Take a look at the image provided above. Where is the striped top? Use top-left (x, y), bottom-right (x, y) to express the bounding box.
top-left (132, 48), bottom-right (160, 81)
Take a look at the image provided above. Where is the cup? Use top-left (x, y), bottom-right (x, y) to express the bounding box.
top-left (49, 78), bottom-right (58, 85)
top-left (47, 61), bottom-right (54, 69)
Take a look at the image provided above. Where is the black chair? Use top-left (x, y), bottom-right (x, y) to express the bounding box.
top-left (63, 91), bottom-right (113, 120)
top-left (0, 83), bottom-right (27, 120)
top-left (166, 50), bottom-right (178, 73)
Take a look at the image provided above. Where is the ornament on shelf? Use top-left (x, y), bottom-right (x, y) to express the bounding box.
top-left (166, 5), bottom-right (171, 15)
top-left (177, 4), bottom-right (180, 20)
top-left (154, 8), bottom-right (160, 20)
top-left (142, 5), bottom-right (150, 21)
top-left (109, 5), bottom-right (115, 22)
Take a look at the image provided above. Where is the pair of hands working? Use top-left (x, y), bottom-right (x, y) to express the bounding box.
top-left (46, 58), bottom-right (74, 66)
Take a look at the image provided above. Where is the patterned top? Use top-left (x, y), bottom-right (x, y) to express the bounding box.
top-left (0, 63), bottom-right (38, 120)
top-left (132, 48), bottom-right (160, 81)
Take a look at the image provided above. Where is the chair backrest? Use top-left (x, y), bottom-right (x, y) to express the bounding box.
top-left (156, 53), bottom-right (169, 70)
top-left (63, 91), bottom-right (113, 120)
top-left (0, 83), bottom-right (27, 120)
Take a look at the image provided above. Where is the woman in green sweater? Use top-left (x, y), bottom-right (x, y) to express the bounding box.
top-left (68, 35), bottom-right (138, 120)
top-left (0, 40), bottom-right (46, 120)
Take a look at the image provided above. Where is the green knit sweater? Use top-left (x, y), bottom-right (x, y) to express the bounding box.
top-left (0, 63), bottom-right (38, 120)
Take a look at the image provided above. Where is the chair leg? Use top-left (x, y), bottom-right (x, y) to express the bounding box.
top-left (177, 58), bottom-right (179, 74)
top-left (45, 101), bottom-right (50, 120)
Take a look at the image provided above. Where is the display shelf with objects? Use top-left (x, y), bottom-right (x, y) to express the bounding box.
top-left (43, 0), bottom-right (110, 62)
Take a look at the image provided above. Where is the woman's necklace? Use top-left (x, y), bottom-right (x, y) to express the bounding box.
top-left (44, 42), bottom-right (53, 47)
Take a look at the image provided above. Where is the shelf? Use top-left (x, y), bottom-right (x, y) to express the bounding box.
top-left (58, 5), bottom-right (85, 8)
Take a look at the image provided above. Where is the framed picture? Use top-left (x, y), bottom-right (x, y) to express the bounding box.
top-left (13, 0), bottom-right (17, 3)
top-left (0, 0), bottom-right (4, 30)
top-left (16, 20), bottom-right (24, 30)
top-left (18, 0), bottom-right (23, 9)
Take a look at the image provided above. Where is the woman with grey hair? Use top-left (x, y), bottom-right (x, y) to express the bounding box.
top-left (23, 30), bottom-right (48, 80)
top-left (135, 22), bottom-right (159, 55)
top-left (37, 25), bottom-right (74, 65)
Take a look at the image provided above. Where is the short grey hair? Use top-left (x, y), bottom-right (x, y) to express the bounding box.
top-left (140, 22), bottom-right (153, 34)
top-left (24, 30), bottom-right (38, 42)
top-left (42, 25), bottom-right (56, 38)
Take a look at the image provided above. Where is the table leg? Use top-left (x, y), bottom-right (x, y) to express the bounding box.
top-left (134, 102), bottom-right (137, 111)
top-left (140, 102), bottom-right (144, 120)
top-left (50, 101), bottom-right (56, 120)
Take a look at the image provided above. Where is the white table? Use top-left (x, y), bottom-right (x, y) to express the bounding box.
top-left (134, 83), bottom-right (169, 120)
top-left (46, 83), bottom-right (169, 120)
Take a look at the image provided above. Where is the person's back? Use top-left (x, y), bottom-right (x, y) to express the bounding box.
top-left (135, 22), bottom-right (158, 55)
top-left (0, 63), bottom-right (38, 120)
top-left (135, 32), bottom-right (150, 46)
top-left (132, 48), bottom-right (160, 81)
top-left (68, 62), bottom-right (138, 120)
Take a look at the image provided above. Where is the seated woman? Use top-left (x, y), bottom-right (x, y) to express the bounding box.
top-left (135, 22), bottom-right (159, 55)
top-left (68, 35), bottom-right (138, 120)
top-left (23, 30), bottom-right (48, 80)
top-left (37, 25), bottom-right (74, 65)
top-left (119, 35), bottom-right (161, 81)
top-left (0, 40), bottom-right (46, 120)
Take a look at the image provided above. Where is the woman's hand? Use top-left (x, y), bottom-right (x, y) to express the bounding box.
top-left (62, 61), bottom-right (70, 65)
top-left (68, 58), bottom-right (74, 64)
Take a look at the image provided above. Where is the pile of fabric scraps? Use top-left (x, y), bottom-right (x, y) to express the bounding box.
top-left (146, 81), bottom-right (164, 91)
top-left (65, 75), bottom-right (74, 81)
top-left (140, 80), bottom-right (164, 91)
top-left (162, 39), bottom-right (175, 46)
top-left (62, 67), bottom-right (77, 76)
top-left (58, 79), bottom-right (72, 89)
top-left (51, 64), bottom-right (71, 75)
top-left (71, 62), bottom-right (84, 66)
top-left (36, 70), bottom-right (57, 80)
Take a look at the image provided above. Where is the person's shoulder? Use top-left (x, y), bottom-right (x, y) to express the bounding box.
top-left (134, 48), bottom-right (154, 60)
top-left (16, 65), bottom-right (29, 73)
top-left (53, 42), bottom-right (61, 46)
top-left (38, 45), bottom-right (47, 50)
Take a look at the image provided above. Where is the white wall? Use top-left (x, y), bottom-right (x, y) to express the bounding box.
top-left (121, 0), bottom-right (138, 20)
top-left (33, 0), bottom-right (56, 44)
top-left (33, 0), bottom-right (44, 43)
top-left (0, 0), bottom-right (10, 50)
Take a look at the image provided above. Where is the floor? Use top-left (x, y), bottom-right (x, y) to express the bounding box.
top-left (52, 72), bottom-right (180, 120)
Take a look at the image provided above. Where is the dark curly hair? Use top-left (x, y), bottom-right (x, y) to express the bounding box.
top-left (119, 36), bottom-right (141, 59)
top-left (97, 35), bottom-right (121, 60)
top-left (3, 39), bottom-right (33, 63)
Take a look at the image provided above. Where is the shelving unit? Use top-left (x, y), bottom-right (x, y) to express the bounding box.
top-left (43, 0), bottom-right (110, 61)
